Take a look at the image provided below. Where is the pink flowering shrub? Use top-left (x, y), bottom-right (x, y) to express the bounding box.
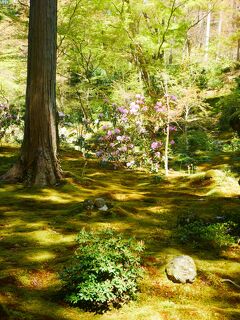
top-left (94, 94), bottom-right (178, 171)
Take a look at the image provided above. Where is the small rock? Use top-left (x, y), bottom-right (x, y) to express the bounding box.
top-left (98, 205), bottom-right (108, 211)
top-left (215, 216), bottom-right (226, 221)
top-left (83, 199), bottom-right (94, 210)
top-left (94, 198), bottom-right (106, 208)
top-left (166, 255), bottom-right (197, 284)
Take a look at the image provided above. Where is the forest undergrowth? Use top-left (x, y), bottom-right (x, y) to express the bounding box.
top-left (0, 146), bottom-right (239, 320)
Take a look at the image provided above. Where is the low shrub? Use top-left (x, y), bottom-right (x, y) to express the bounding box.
top-left (178, 220), bottom-right (237, 249)
top-left (59, 229), bottom-right (144, 313)
top-left (222, 134), bottom-right (240, 152)
top-left (218, 79), bottom-right (240, 134)
top-left (176, 131), bottom-right (211, 154)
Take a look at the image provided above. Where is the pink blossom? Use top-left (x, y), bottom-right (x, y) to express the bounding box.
top-left (126, 160), bottom-right (135, 167)
top-left (170, 95), bottom-right (177, 101)
top-left (107, 130), bottom-right (113, 136)
top-left (116, 135), bottom-right (123, 141)
top-left (117, 106), bottom-right (128, 114)
top-left (129, 102), bottom-right (139, 115)
top-left (170, 140), bottom-right (175, 145)
top-left (151, 142), bottom-right (159, 150)
top-left (160, 107), bottom-right (166, 113)
top-left (151, 141), bottom-right (162, 150)
top-left (136, 99), bottom-right (144, 105)
top-left (123, 135), bottom-right (130, 141)
top-left (120, 146), bottom-right (127, 152)
top-left (169, 125), bottom-right (177, 131)
top-left (114, 128), bottom-right (121, 134)
top-left (121, 116), bottom-right (128, 123)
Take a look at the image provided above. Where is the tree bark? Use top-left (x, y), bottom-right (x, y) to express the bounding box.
top-left (237, 39), bottom-right (240, 61)
top-left (204, 6), bottom-right (211, 62)
top-left (217, 11), bottom-right (223, 58)
top-left (1, 0), bottom-right (62, 186)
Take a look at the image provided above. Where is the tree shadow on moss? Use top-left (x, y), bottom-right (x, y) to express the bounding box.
top-left (0, 146), bottom-right (240, 319)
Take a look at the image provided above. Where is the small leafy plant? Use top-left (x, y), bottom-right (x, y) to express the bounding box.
top-left (60, 229), bottom-right (144, 313)
top-left (178, 220), bottom-right (237, 249)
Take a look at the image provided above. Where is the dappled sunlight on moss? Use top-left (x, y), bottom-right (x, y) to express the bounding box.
top-left (26, 251), bottom-right (56, 262)
top-left (14, 187), bottom-right (86, 203)
top-left (0, 147), bottom-right (240, 319)
top-left (30, 230), bottom-right (75, 245)
top-left (17, 269), bottom-right (59, 290)
top-left (18, 192), bottom-right (73, 204)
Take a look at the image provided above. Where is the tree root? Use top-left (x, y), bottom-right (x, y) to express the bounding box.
top-left (0, 162), bottom-right (23, 183)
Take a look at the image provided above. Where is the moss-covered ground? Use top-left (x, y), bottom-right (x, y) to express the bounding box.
top-left (0, 146), bottom-right (239, 320)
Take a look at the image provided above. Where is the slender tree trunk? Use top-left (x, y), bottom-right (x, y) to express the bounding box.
top-left (164, 105), bottom-right (170, 176)
top-left (204, 7), bottom-right (211, 62)
top-left (237, 39), bottom-right (240, 61)
top-left (164, 80), bottom-right (170, 177)
top-left (184, 105), bottom-right (190, 154)
top-left (1, 0), bottom-right (62, 186)
top-left (199, 10), bottom-right (205, 49)
top-left (186, 38), bottom-right (191, 58)
top-left (232, 0), bottom-right (240, 61)
top-left (217, 11), bottom-right (223, 58)
top-left (169, 41), bottom-right (174, 64)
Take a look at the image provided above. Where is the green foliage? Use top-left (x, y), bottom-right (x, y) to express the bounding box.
top-left (188, 131), bottom-right (211, 152)
top-left (60, 229), bottom-right (144, 313)
top-left (176, 130), bottom-right (211, 154)
top-left (218, 79), bottom-right (240, 132)
top-left (172, 153), bottom-right (197, 171)
top-left (222, 134), bottom-right (240, 152)
top-left (178, 220), bottom-right (237, 249)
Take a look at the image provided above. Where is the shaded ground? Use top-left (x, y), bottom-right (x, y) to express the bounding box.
top-left (0, 146), bottom-right (240, 320)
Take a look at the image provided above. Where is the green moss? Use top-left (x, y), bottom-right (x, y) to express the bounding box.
top-left (0, 146), bottom-right (239, 319)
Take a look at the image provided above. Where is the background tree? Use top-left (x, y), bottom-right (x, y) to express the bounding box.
top-left (1, 0), bottom-right (62, 186)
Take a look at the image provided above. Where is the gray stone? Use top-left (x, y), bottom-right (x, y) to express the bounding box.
top-left (94, 198), bottom-right (106, 208)
top-left (98, 204), bottom-right (108, 211)
top-left (165, 255), bottom-right (197, 284)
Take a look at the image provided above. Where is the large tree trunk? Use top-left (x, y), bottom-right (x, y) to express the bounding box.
top-left (1, 0), bottom-right (62, 186)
